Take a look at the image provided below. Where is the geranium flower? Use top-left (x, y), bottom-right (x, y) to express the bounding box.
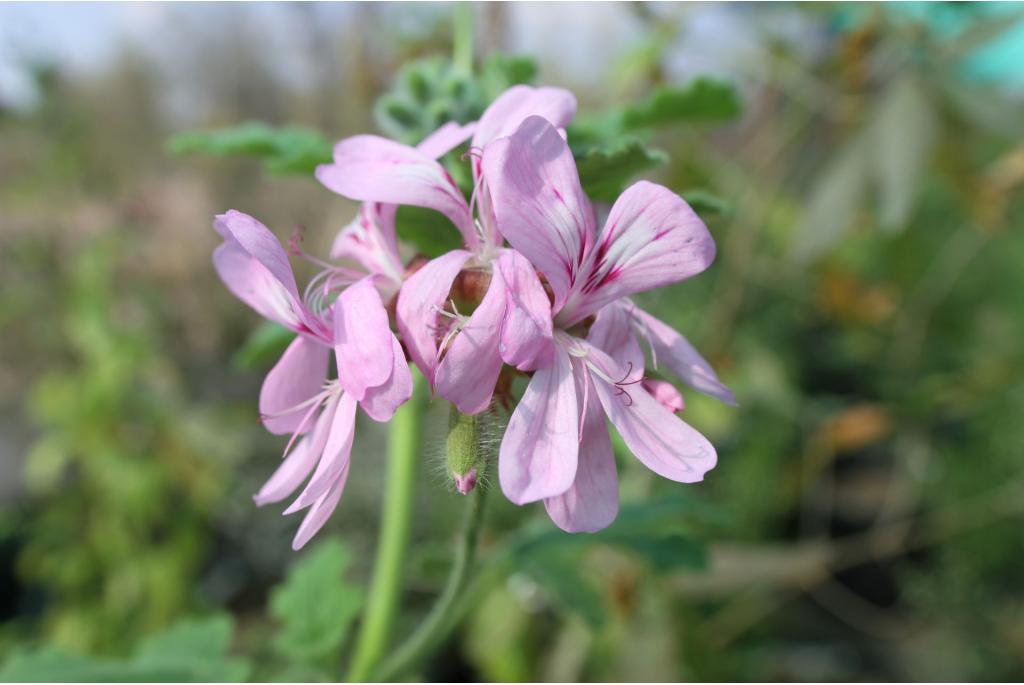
top-left (212, 211), bottom-right (411, 548)
top-left (479, 115), bottom-right (735, 532)
top-left (317, 86), bottom-right (577, 416)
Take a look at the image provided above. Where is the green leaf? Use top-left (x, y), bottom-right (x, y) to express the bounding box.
top-left (510, 494), bottom-right (714, 580)
top-left (480, 54), bottom-right (539, 100)
top-left (619, 77), bottom-right (742, 130)
top-left (575, 138), bottom-right (668, 202)
top-left (268, 539), bottom-right (363, 665)
top-left (374, 58), bottom-right (481, 145)
top-left (133, 616), bottom-right (250, 682)
top-left (681, 189), bottom-right (733, 217)
top-left (168, 122), bottom-right (332, 176)
top-left (0, 615), bottom-right (249, 683)
top-left (232, 321), bottom-right (296, 371)
top-left (597, 531), bottom-right (707, 571)
top-left (394, 205), bottom-right (465, 258)
top-left (522, 552), bottom-right (606, 629)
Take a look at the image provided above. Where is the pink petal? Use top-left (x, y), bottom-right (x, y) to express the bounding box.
top-left (212, 211), bottom-right (308, 331)
top-left (630, 304), bottom-right (736, 406)
top-left (481, 116), bottom-right (595, 312)
top-left (359, 336), bottom-right (414, 422)
top-left (434, 273), bottom-right (507, 415)
top-left (495, 249), bottom-right (554, 371)
top-left (330, 204), bottom-right (403, 284)
top-left (642, 379), bottom-right (686, 413)
top-left (472, 85), bottom-right (577, 151)
top-left (334, 279), bottom-right (394, 401)
top-left (285, 392), bottom-right (358, 513)
top-left (253, 436), bottom-right (318, 507)
top-left (499, 345), bottom-right (579, 504)
top-left (291, 468), bottom-right (349, 550)
top-left (259, 336), bottom-right (330, 435)
top-left (416, 121), bottom-right (478, 159)
top-left (544, 370), bottom-right (619, 532)
top-left (587, 345), bottom-right (716, 484)
top-left (396, 250), bottom-right (473, 384)
top-left (560, 181), bottom-right (716, 325)
top-left (316, 135), bottom-right (477, 250)
top-left (587, 303), bottom-right (644, 379)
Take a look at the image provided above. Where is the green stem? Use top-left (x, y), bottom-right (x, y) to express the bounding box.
top-left (346, 370), bottom-right (427, 682)
top-left (371, 486), bottom-right (488, 682)
top-left (452, 3), bottom-right (474, 76)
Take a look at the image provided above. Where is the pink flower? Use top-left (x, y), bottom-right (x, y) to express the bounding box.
top-left (317, 86), bottom-right (578, 416)
top-left (480, 116), bottom-right (734, 533)
top-left (212, 211), bottom-right (412, 549)
top-left (319, 120), bottom-right (479, 296)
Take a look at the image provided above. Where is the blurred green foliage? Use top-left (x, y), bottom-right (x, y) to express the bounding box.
top-left (2, 3), bottom-right (1024, 683)
top-left (15, 238), bottom-right (231, 652)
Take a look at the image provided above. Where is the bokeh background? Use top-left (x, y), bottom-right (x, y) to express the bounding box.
top-left (2, 2), bottom-right (1024, 681)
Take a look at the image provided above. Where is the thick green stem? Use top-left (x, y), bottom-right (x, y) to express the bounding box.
top-left (452, 4), bottom-right (474, 76)
top-left (346, 371), bottom-right (427, 682)
top-left (371, 486), bottom-right (488, 682)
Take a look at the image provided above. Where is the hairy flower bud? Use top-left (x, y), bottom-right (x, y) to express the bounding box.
top-left (447, 405), bottom-right (485, 495)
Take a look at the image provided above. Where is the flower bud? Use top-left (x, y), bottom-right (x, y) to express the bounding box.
top-left (447, 405), bottom-right (485, 495)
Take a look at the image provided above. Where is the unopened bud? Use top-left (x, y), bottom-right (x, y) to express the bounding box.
top-left (447, 405), bottom-right (484, 495)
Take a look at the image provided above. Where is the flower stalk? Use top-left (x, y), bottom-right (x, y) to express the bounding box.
top-left (371, 484), bottom-right (488, 682)
top-left (346, 369), bottom-right (427, 682)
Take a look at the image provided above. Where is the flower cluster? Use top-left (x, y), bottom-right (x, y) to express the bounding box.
top-left (212, 85), bottom-right (735, 549)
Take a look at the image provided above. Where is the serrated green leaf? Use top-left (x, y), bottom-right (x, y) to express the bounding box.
top-left (575, 139), bottom-right (668, 202)
top-left (232, 321), bottom-right (296, 371)
top-left (620, 77), bottom-right (742, 130)
top-left (168, 122), bottom-right (332, 176)
top-left (395, 205), bottom-right (465, 258)
top-left (268, 539), bottom-right (363, 665)
top-left (374, 57), bottom-right (482, 145)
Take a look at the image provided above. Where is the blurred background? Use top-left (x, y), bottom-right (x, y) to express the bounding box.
top-left (2, 2), bottom-right (1024, 681)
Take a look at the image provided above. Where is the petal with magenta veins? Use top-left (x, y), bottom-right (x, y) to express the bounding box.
top-left (560, 181), bottom-right (716, 325)
top-left (481, 116), bottom-right (595, 312)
